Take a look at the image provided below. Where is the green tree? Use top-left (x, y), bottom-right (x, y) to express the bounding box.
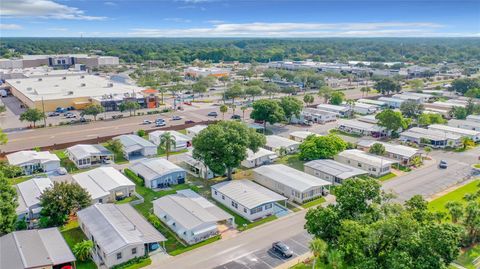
top-left (192, 81), bottom-right (208, 102)
top-left (225, 84), bottom-right (244, 105)
top-left (445, 201), bottom-right (464, 223)
top-left (0, 173), bottom-right (18, 235)
top-left (309, 238), bottom-right (327, 269)
top-left (375, 78), bottom-right (402, 95)
top-left (400, 100), bottom-right (424, 119)
top-left (318, 86), bottom-right (333, 103)
top-left (219, 76), bottom-right (229, 87)
top-left (462, 137), bottom-right (475, 150)
top-left (19, 108), bottom-right (44, 128)
top-left (245, 86), bottom-right (263, 101)
top-left (73, 240), bottom-right (94, 262)
top-left (409, 79), bottom-right (424, 91)
top-left (280, 86), bottom-right (297, 95)
top-left (329, 91), bottom-right (345, 105)
top-left (39, 182), bottom-right (91, 227)
top-left (376, 109), bottom-right (408, 134)
top-left (360, 87), bottom-right (371, 97)
top-left (299, 134), bottom-right (347, 160)
top-left (0, 105), bottom-right (5, 114)
top-left (0, 129), bottom-right (7, 145)
top-left (303, 94), bottom-right (314, 105)
top-left (219, 104), bottom-right (228, 120)
top-left (465, 88), bottom-right (480, 99)
top-left (463, 201), bottom-right (480, 246)
top-left (279, 96), bottom-right (303, 123)
top-left (119, 101), bottom-right (140, 116)
top-left (240, 106), bottom-right (248, 121)
top-left (105, 139), bottom-right (123, 155)
top-left (263, 82), bottom-right (280, 98)
top-left (250, 99), bottom-right (285, 131)
top-left (369, 143), bottom-right (386, 156)
top-left (159, 132), bottom-right (176, 160)
top-left (192, 121), bottom-right (265, 180)
top-left (451, 78), bottom-right (480, 94)
top-left (81, 104), bottom-right (105, 121)
top-left (424, 146), bottom-right (432, 157)
top-left (451, 106), bottom-right (468, 120)
top-left (0, 161), bottom-right (22, 178)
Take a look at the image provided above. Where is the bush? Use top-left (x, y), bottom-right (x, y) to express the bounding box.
top-left (110, 256), bottom-right (151, 269)
top-left (137, 129), bottom-right (146, 137)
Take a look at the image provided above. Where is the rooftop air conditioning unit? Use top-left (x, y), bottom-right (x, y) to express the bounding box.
top-left (16, 81), bottom-right (21, 84)
top-left (67, 91), bottom-right (74, 95)
top-left (80, 75), bottom-right (85, 79)
top-left (26, 87), bottom-right (32, 91)
top-left (62, 76), bottom-right (67, 80)
top-left (81, 83), bottom-right (86, 87)
top-left (107, 83), bottom-right (114, 87)
top-left (38, 78), bottom-right (42, 81)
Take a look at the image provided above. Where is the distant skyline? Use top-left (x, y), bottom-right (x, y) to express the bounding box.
top-left (0, 0), bottom-right (479, 38)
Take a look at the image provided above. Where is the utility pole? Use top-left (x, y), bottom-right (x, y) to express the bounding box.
top-left (41, 97), bottom-right (46, 127)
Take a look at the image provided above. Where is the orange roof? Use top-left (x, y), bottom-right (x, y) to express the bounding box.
top-left (142, 89), bottom-right (158, 94)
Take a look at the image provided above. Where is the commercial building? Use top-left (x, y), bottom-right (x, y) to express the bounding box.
top-left (153, 189), bottom-right (233, 245)
top-left (0, 54), bottom-right (119, 69)
top-left (352, 102), bottom-right (378, 115)
top-left (66, 144), bottom-right (113, 169)
top-left (288, 131), bottom-right (320, 142)
top-left (241, 148), bottom-right (278, 168)
top-left (399, 127), bottom-right (462, 148)
top-left (15, 177), bottom-right (53, 222)
top-left (0, 228), bottom-right (75, 269)
top-left (356, 140), bottom-right (421, 166)
top-left (73, 167), bottom-right (135, 204)
top-left (186, 124), bottom-right (208, 137)
top-left (184, 67), bottom-right (229, 78)
top-left (113, 134), bottom-right (157, 160)
top-left (6, 150), bottom-right (60, 175)
top-left (428, 124), bottom-right (480, 142)
top-left (337, 119), bottom-right (388, 137)
top-left (316, 104), bottom-right (351, 117)
top-left (378, 97), bottom-right (405, 108)
top-left (211, 179), bottom-right (287, 222)
top-left (149, 130), bottom-right (192, 151)
top-left (264, 135), bottom-right (300, 154)
top-left (77, 203), bottom-right (166, 268)
top-left (304, 159), bottom-right (368, 185)
top-left (335, 149), bottom-right (395, 177)
top-left (6, 74), bottom-right (144, 111)
top-left (129, 158), bottom-right (186, 189)
top-left (253, 164), bottom-right (331, 204)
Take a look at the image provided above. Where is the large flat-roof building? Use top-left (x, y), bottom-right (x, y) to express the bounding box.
top-left (449, 119), bottom-right (480, 132)
top-left (211, 180), bottom-right (287, 222)
top-left (6, 74), bottom-right (144, 111)
top-left (293, 107), bottom-right (337, 124)
top-left (184, 67), bottom-right (229, 78)
top-left (335, 149), bottom-right (395, 177)
top-left (186, 124), bottom-right (208, 137)
top-left (0, 228), bottom-right (76, 269)
top-left (129, 158), bottom-right (186, 189)
top-left (0, 54), bottom-right (119, 69)
top-left (352, 102), bottom-right (378, 115)
top-left (288, 131), bottom-right (320, 142)
top-left (378, 97), bottom-right (405, 108)
top-left (153, 189), bottom-right (233, 245)
top-left (304, 159), bottom-right (368, 185)
top-left (77, 203), bottom-right (166, 268)
top-left (253, 164), bottom-right (331, 204)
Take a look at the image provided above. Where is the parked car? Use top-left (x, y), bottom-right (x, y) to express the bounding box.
top-left (207, 112), bottom-right (218, 117)
top-left (48, 112), bottom-right (60, 117)
top-left (185, 120), bottom-right (195, 124)
top-left (271, 242), bottom-right (293, 258)
top-left (142, 120), bottom-right (152, 125)
top-left (172, 115), bottom-right (182, 121)
top-left (66, 106), bottom-right (75, 111)
top-left (231, 114), bottom-right (241, 120)
top-left (439, 160), bottom-right (448, 169)
top-left (155, 120), bottom-right (166, 127)
top-left (55, 107), bottom-right (66, 113)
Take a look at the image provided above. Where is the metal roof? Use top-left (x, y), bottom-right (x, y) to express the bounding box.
top-left (245, 148), bottom-right (277, 162)
top-left (304, 159), bottom-right (368, 180)
top-left (77, 204), bottom-right (166, 255)
top-left (265, 135), bottom-right (300, 149)
top-left (211, 179), bottom-right (286, 209)
top-left (400, 127), bottom-right (461, 141)
top-left (16, 177), bottom-right (52, 211)
top-left (254, 164), bottom-right (331, 192)
top-left (357, 140), bottom-right (420, 158)
top-left (130, 158), bottom-right (185, 181)
top-left (66, 144), bottom-right (112, 160)
top-left (186, 125), bottom-right (208, 136)
top-left (72, 167), bottom-right (135, 200)
top-left (289, 131), bottom-right (319, 140)
top-left (153, 189), bottom-right (232, 230)
top-left (316, 103), bottom-right (350, 112)
top-left (337, 119), bottom-right (385, 132)
top-left (357, 99), bottom-right (387, 106)
top-left (428, 124), bottom-right (480, 136)
top-left (149, 130), bottom-right (191, 144)
top-left (0, 228), bottom-right (75, 269)
top-left (7, 150), bottom-right (59, 166)
top-left (337, 149), bottom-right (395, 166)
top-left (114, 135), bottom-right (156, 153)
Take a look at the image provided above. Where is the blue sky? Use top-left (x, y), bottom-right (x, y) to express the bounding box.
top-left (1, 0), bottom-right (479, 37)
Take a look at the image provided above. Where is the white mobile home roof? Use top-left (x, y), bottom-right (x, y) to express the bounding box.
top-left (302, 107), bottom-right (337, 116)
top-left (211, 179), bottom-right (286, 209)
top-left (400, 127), bottom-right (461, 141)
top-left (150, 130), bottom-right (190, 143)
top-left (337, 149), bottom-right (395, 166)
top-left (16, 177), bottom-right (52, 211)
top-left (245, 148), bottom-right (277, 162)
top-left (428, 124), bottom-right (480, 137)
top-left (77, 204), bottom-right (166, 255)
top-left (304, 159), bottom-right (368, 180)
top-left (72, 167), bottom-right (135, 200)
top-left (114, 134), bottom-right (156, 153)
top-left (357, 140), bottom-right (419, 158)
top-left (265, 135), bottom-right (300, 149)
top-left (357, 114), bottom-right (378, 124)
top-left (0, 228), bottom-right (75, 269)
top-left (353, 102), bottom-right (378, 109)
top-left (67, 144), bottom-right (112, 160)
top-left (254, 164), bottom-right (331, 192)
top-left (449, 119), bottom-right (480, 130)
top-left (316, 103), bottom-right (350, 112)
top-left (186, 125), bottom-right (208, 136)
top-left (7, 150), bottom-right (59, 166)
top-left (378, 97), bottom-right (405, 104)
top-left (289, 131), bottom-right (319, 140)
top-left (153, 189), bottom-right (232, 230)
top-left (392, 94), bottom-right (422, 101)
top-left (357, 99), bottom-right (387, 106)
top-left (130, 158), bottom-right (185, 182)
top-left (337, 119), bottom-right (385, 132)
top-left (466, 115), bottom-right (480, 122)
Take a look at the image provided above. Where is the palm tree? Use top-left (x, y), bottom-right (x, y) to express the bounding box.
top-left (231, 104), bottom-right (237, 116)
top-left (158, 87), bottom-right (168, 106)
top-left (160, 132), bottom-right (176, 160)
top-left (445, 201), bottom-right (463, 223)
top-left (220, 105), bottom-right (228, 120)
top-left (326, 249), bottom-right (344, 269)
top-left (241, 106), bottom-right (248, 121)
top-left (423, 146), bottom-right (432, 158)
top-left (73, 240), bottom-right (93, 262)
top-left (309, 238), bottom-right (327, 269)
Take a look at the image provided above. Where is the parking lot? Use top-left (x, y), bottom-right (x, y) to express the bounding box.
top-left (213, 231), bottom-right (312, 269)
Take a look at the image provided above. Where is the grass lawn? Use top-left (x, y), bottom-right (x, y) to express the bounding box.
top-left (177, 129), bottom-right (187, 135)
top-left (61, 220), bottom-right (97, 269)
top-left (9, 174), bottom-right (46, 185)
top-left (115, 195), bottom-right (138, 204)
top-left (377, 172), bottom-right (397, 182)
top-left (301, 197), bottom-right (326, 209)
top-left (428, 180), bottom-right (480, 213)
top-left (474, 164), bottom-right (480, 169)
top-left (169, 235), bottom-right (221, 256)
top-left (329, 129), bottom-right (362, 138)
top-left (157, 148), bottom-right (188, 157)
top-left (53, 149), bottom-right (79, 173)
top-left (455, 245), bottom-right (480, 269)
top-left (286, 202), bottom-right (302, 212)
top-left (276, 154), bottom-right (304, 171)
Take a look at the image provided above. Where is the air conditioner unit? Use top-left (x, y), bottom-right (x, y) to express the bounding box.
top-left (81, 83), bottom-right (86, 87)
top-left (62, 76), bottom-right (67, 80)
top-left (38, 78), bottom-right (42, 81)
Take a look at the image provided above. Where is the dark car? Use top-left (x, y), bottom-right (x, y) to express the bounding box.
top-left (185, 120), bottom-right (195, 124)
top-left (272, 242), bottom-right (293, 258)
top-left (439, 160), bottom-right (448, 169)
top-left (231, 114), bottom-right (241, 120)
top-left (207, 112), bottom-right (218, 117)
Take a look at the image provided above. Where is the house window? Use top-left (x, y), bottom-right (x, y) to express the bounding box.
top-left (265, 203), bottom-right (272, 209)
top-left (244, 208), bottom-right (247, 213)
top-left (231, 201), bottom-right (238, 208)
top-left (222, 195), bottom-right (225, 200)
top-left (116, 252), bottom-right (122, 260)
top-left (132, 248), bottom-right (137, 255)
top-left (214, 190), bottom-right (217, 195)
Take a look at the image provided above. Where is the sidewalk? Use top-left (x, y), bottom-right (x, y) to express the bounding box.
top-left (275, 252), bottom-right (312, 269)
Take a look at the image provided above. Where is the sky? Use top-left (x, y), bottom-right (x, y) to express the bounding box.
top-left (0, 0), bottom-right (479, 37)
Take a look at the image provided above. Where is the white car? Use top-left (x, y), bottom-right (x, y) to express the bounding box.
top-left (142, 120), bottom-right (153, 125)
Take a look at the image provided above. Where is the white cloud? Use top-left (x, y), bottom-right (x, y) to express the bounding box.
top-left (48, 27), bottom-right (68, 31)
top-left (0, 23), bottom-right (23, 30)
top-left (104, 1), bottom-right (117, 6)
top-left (128, 21), bottom-right (459, 37)
top-left (0, 0), bottom-right (107, 20)
top-left (206, 20), bottom-right (225, 24)
top-left (164, 18), bottom-right (191, 23)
